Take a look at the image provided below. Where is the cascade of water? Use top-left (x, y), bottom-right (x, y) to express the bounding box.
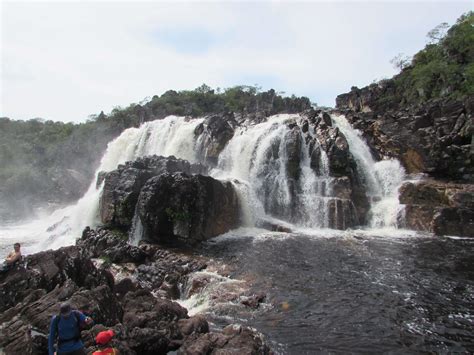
top-left (331, 114), bottom-right (406, 228)
top-left (32, 116), bottom-right (204, 251)
top-left (9, 112), bottom-right (410, 255)
top-left (214, 114), bottom-right (335, 228)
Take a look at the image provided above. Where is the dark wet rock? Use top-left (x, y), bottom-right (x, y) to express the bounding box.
top-left (114, 277), bottom-right (140, 299)
top-left (178, 324), bottom-right (271, 355)
top-left (194, 114), bottom-right (237, 166)
top-left (399, 181), bottom-right (474, 237)
top-left (240, 292), bottom-right (266, 309)
top-left (79, 226), bottom-right (147, 263)
top-left (255, 219), bottom-right (292, 233)
top-left (0, 246), bottom-right (112, 313)
top-left (99, 155), bottom-right (208, 229)
top-left (336, 87), bottom-right (473, 182)
top-left (0, 280), bottom-right (120, 354)
top-left (137, 172), bottom-right (240, 245)
top-left (432, 208), bottom-right (474, 237)
top-left (327, 198), bottom-right (359, 230)
top-left (135, 245), bottom-right (206, 291)
top-left (0, 227), bottom-right (271, 355)
top-left (178, 316), bottom-right (209, 337)
top-left (285, 126), bottom-right (302, 182)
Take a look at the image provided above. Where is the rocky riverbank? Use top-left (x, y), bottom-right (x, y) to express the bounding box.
top-left (0, 227), bottom-right (270, 354)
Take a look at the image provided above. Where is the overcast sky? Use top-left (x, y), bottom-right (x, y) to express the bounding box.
top-left (1, 1), bottom-right (472, 123)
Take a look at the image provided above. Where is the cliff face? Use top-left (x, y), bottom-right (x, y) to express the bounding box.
top-left (335, 84), bottom-right (473, 182)
top-left (335, 83), bottom-right (474, 237)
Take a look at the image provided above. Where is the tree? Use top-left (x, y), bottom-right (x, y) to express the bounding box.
top-left (390, 53), bottom-right (411, 71)
top-left (427, 22), bottom-right (449, 44)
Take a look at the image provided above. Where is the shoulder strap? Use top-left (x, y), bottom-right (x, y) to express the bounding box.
top-left (53, 314), bottom-right (61, 336)
top-left (73, 310), bottom-right (81, 328)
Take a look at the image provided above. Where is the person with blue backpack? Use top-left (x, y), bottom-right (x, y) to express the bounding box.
top-left (48, 302), bottom-right (94, 355)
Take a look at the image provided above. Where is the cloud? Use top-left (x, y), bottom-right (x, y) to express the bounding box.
top-left (1, 1), bottom-right (472, 122)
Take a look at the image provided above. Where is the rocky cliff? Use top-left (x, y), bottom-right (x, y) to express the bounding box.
top-left (336, 85), bottom-right (473, 182)
top-left (336, 83), bottom-right (473, 237)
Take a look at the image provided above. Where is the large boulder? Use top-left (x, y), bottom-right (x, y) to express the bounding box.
top-left (399, 181), bottom-right (474, 237)
top-left (178, 324), bottom-right (271, 355)
top-left (136, 172), bottom-right (240, 245)
top-left (194, 114), bottom-right (237, 166)
top-left (99, 155), bottom-right (207, 229)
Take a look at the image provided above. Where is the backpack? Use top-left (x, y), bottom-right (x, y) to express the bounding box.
top-left (53, 310), bottom-right (82, 345)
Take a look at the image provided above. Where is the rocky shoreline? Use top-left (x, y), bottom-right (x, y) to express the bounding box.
top-left (0, 227), bottom-right (270, 354)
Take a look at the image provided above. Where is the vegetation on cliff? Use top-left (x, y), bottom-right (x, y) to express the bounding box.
top-left (379, 11), bottom-right (473, 108)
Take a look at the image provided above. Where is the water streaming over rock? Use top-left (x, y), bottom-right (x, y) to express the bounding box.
top-left (1, 112), bottom-right (406, 254)
top-left (1, 110), bottom-right (471, 355)
top-left (11, 116), bottom-right (205, 253)
top-left (331, 114), bottom-right (406, 228)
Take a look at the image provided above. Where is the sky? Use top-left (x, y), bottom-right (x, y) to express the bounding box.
top-left (1, 1), bottom-right (472, 123)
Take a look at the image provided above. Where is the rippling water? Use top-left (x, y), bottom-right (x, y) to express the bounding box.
top-left (193, 229), bottom-right (474, 354)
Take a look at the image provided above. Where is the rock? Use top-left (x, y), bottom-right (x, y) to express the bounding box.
top-left (178, 325), bottom-right (271, 355)
top-left (0, 246), bottom-right (113, 313)
top-left (240, 292), bottom-right (266, 309)
top-left (336, 87), bottom-right (473, 181)
top-left (399, 181), bottom-right (474, 237)
top-left (399, 182), bottom-right (449, 205)
top-left (432, 208), bottom-right (474, 237)
top-left (403, 205), bottom-right (437, 232)
top-left (194, 114), bottom-right (236, 166)
top-left (0, 227), bottom-right (272, 355)
top-left (136, 172), bottom-right (240, 245)
top-left (327, 198), bottom-right (358, 230)
top-left (79, 227), bottom-right (147, 263)
top-left (99, 155), bottom-right (207, 229)
top-left (284, 126), bottom-right (302, 182)
top-left (178, 316), bottom-right (209, 337)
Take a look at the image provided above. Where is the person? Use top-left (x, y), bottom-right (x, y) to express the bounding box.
top-left (48, 302), bottom-right (93, 355)
top-left (1, 243), bottom-right (21, 272)
top-left (92, 329), bottom-right (120, 355)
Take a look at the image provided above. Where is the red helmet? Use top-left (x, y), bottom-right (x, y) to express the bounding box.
top-left (96, 329), bottom-right (114, 345)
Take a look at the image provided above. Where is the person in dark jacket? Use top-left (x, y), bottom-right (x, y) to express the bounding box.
top-left (48, 302), bottom-right (93, 355)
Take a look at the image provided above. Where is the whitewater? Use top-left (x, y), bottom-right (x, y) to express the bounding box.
top-left (0, 113), bottom-right (407, 257)
top-left (1, 113), bottom-right (474, 354)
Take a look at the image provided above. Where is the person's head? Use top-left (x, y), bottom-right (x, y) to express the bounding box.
top-left (13, 243), bottom-right (20, 252)
top-left (96, 329), bottom-right (114, 346)
top-left (60, 302), bottom-right (72, 318)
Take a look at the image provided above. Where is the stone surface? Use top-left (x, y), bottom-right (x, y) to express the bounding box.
top-left (399, 181), bottom-right (474, 237)
top-left (336, 86), bottom-right (473, 182)
top-left (136, 172), bottom-right (240, 245)
top-left (0, 229), bottom-right (270, 355)
top-left (99, 155), bottom-right (207, 229)
top-left (194, 114), bottom-right (237, 166)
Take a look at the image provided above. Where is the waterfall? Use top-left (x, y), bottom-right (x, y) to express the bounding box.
top-left (16, 111), bottom-right (408, 254)
top-left (331, 114), bottom-right (405, 228)
top-left (32, 116), bottom-right (204, 251)
top-left (214, 114), bottom-right (333, 228)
